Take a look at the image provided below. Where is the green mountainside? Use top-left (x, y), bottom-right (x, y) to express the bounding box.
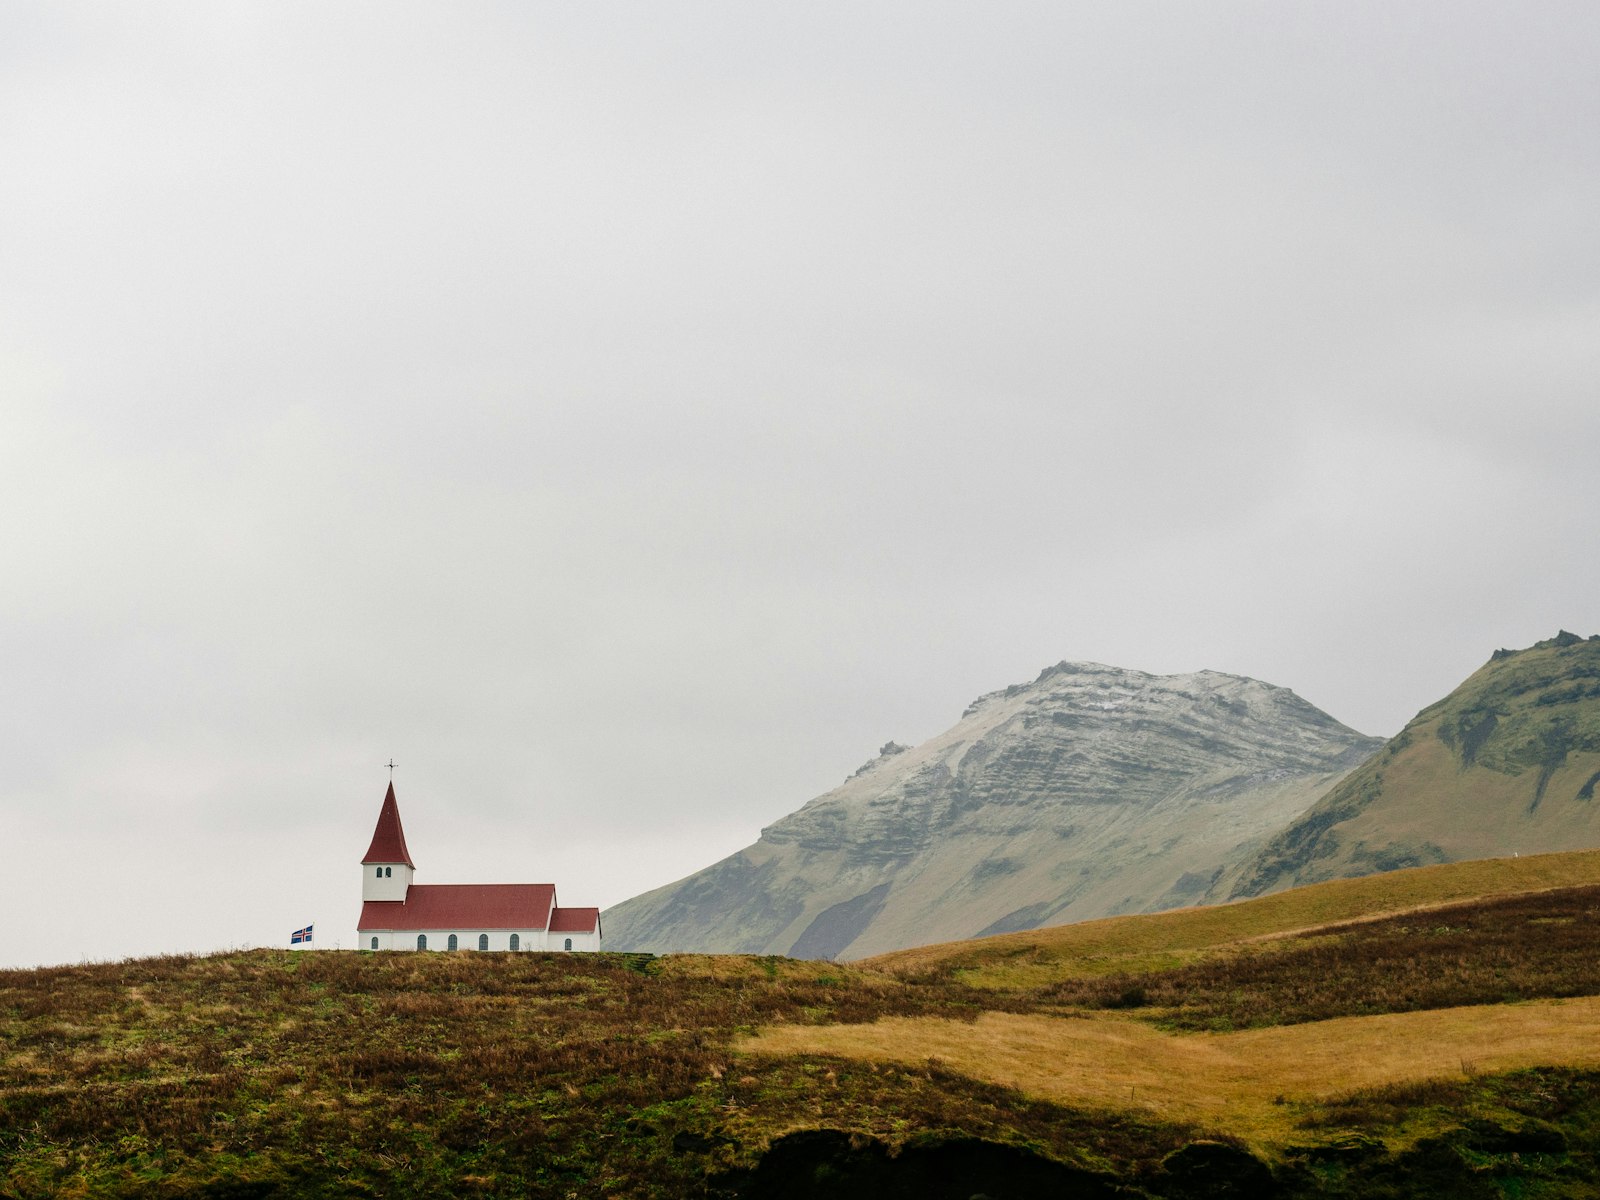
top-left (1216, 632), bottom-right (1600, 901)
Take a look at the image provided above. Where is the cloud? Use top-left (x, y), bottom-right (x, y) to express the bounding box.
top-left (2, 2), bottom-right (1597, 967)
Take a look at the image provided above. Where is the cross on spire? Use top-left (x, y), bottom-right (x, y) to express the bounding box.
top-left (386, 758), bottom-right (398, 778)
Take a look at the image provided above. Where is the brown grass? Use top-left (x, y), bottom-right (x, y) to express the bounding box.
top-left (0, 948), bottom-right (1126, 1198)
top-left (12, 860), bottom-right (1600, 1194)
top-left (1046, 883), bottom-right (1600, 1028)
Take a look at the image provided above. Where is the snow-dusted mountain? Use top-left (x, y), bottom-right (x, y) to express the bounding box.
top-left (603, 662), bottom-right (1381, 959)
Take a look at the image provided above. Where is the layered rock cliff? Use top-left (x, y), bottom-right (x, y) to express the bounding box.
top-left (604, 662), bottom-right (1381, 958)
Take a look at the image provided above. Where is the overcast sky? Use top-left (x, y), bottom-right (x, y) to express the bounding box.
top-left (3, 3), bottom-right (1597, 968)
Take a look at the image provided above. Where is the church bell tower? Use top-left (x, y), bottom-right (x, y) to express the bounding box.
top-left (362, 781), bottom-right (416, 902)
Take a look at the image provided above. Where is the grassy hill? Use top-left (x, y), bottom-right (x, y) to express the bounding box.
top-left (10, 853), bottom-right (1600, 1197)
top-left (1215, 632), bottom-right (1600, 899)
top-left (2, 950), bottom-right (1198, 1200)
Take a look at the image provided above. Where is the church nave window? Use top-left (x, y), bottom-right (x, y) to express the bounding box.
top-left (417, 934), bottom-right (427, 950)
top-left (509, 934), bottom-right (519, 951)
top-left (370, 937), bottom-right (378, 950)
top-left (448, 934), bottom-right (458, 951)
top-left (564, 938), bottom-right (573, 951)
top-left (478, 933), bottom-right (489, 951)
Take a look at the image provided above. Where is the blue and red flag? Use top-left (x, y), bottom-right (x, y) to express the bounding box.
top-left (290, 924), bottom-right (313, 945)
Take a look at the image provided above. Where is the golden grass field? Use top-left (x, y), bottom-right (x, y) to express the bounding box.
top-left (742, 996), bottom-right (1600, 1145)
top-left (725, 849), bottom-right (1600, 1152)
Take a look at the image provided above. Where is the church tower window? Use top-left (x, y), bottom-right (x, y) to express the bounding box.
top-left (385, 866), bottom-right (392, 877)
top-left (375, 866), bottom-right (382, 877)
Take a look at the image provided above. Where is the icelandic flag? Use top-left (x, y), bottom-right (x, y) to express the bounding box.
top-left (290, 924), bottom-right (313, 945)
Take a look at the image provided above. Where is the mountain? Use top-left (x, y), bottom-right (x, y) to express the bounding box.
top-left (604, 662), bottom-right (1381, 958)
top-left (1216, 632), bottom-right (1600, 900)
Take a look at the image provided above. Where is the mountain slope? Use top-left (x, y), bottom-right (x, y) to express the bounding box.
top-left (1216, 632), bottom-right (1600, 900)
top-left (605, 662), bottom-right (1380, 958)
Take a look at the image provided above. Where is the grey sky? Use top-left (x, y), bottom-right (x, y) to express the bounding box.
top-left (3, 3), bottom-right (1597, 967)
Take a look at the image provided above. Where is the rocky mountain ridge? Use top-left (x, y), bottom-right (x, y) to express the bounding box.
top-left (604, 661), bottom-right (1382, 958)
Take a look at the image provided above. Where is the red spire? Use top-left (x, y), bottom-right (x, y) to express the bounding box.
top-left (361, 782), bottom-right (415, 868)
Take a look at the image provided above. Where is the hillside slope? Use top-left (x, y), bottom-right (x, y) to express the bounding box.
top-left (605, 662), bottom-right (1380, 959)
top-left (865, 845), bottom-right (1600, 987)
top-left (1215, 632), bottom-right (1600, 901)
top-left (13, 865), bottom-right (1600, 1196)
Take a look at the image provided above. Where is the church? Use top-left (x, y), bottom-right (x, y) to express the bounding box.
top-left (356, 782), bottom-right (602, 952)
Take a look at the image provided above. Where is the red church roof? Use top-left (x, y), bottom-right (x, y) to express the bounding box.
top-left (358, 883), bottom-right (557, 931)
top-left (549, 906), bottom-right (601, 934)
top-left (361, 782), bottom-right (415, 868)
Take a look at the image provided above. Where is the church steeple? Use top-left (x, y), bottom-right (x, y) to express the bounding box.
top-left (362, 781), bottom-right (415, 868)
top-left (362, 782), bottom-right (415, 902)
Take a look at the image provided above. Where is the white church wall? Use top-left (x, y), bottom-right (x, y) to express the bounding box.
top-left (360, 928), bottom-right (573, 952)
top-left (353, 928), bottom-right (604, 952)
top-left (546, 929), bottom-right (601, 952)
top-left (362, 863), bottom-right (413, 902)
